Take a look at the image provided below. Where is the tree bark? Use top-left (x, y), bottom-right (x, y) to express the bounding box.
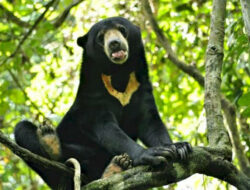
top-left (221, 98), bottom-right (250, 176)
top-left (240, 0), bottom-right (250, 41)
top-left (82, 147), bottom-right (249, 190)
top-left (204, 0), bottom-right (231, 150)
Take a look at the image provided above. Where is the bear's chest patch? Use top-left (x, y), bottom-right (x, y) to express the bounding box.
top-left (101, 72), bottom-right (140, 106)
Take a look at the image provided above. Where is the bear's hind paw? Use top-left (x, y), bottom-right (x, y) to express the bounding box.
top-left (37, 125), bottom-right (61, 160)
top-left (102, 153), bottom-right (132, 178)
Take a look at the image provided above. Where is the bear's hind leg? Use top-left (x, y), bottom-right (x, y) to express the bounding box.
top-left (15, 120), bottom-right (45, 156)
top-left (14, 120), bottom-right (71, 189)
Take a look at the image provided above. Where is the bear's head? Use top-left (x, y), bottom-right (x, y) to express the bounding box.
top-left (77, 17), bottom-right (143, 69)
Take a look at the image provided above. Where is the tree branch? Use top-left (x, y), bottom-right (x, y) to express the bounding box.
top-left (11, 0), bottom-right (57, 58)
top-left (0, 4), bottom-right (30, 27)
top-left (0, 0), bottom-right (85, 67)
top-left (0, 0), bottom-right (85, 124)
top-left (240, 0), bottom-right (250, 41)
top-left (204, 0), bottom-right (231, 149)
top-left (0, 130), bottom-right (89, 184)
top-left (82, 147), bottom-right (250, 190)
top-left (0, 0), bottom-right (57, 124)
top-left (221, 97), bottom-right (250, 176)
top-left (141, 0), bottom-right (204, 87)
top-left (0, 0), bottom-right (56, 67)
top-left (142, 0), bottom-right (250, 176)
top-left (7, 69), bottom-right (52, 124)
top-left (0, 130), bottom-right (249, 190)
top-left (240, 0), bottom-right (250, 86)
top-left (53, 0), bottom-right (85, 28)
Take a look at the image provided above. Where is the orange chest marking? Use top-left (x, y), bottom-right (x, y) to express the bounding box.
top-left (101, 72), bottom-right (140, 106)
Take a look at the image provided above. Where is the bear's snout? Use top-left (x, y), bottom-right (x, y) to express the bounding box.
top-left (104, 29), bottom-right (129, 64)
top-left (109, 39), bottom-right (121, 51)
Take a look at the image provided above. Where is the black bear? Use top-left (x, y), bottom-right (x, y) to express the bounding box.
top-left (14, 17), bottom-right (192, 189)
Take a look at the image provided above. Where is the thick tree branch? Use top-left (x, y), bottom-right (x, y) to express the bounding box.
top-left (0, 131), bottom-right (89, 184)
top-left (82, 147), bottom-right (250, 190)
top-left (204, 0), bottom-right (230, 149)
top-left (1, 131), bottom-right (249, 190)
top-left (142, 0), bottom-right (250, 176)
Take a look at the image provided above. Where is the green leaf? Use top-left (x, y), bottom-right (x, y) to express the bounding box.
top-left (0, 102), bottom-right (9, 115)
top-left (242, 107), bottom-right (250, 117)
top-left (9, 89), bottom-right (25, 104)
top-left (238, 92), bottom-right (250, 106)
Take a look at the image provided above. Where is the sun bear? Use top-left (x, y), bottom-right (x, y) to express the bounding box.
top-left (14, 17), bottom-right (192, 189)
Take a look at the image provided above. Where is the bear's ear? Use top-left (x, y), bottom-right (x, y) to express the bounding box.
top-left (77, 33), bottom-right (88, 48)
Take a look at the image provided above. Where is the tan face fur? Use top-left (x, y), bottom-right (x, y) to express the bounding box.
top-left (104, 29), bottom-right (129, 64)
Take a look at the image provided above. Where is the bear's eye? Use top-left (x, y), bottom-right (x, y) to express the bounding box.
top-left (97, 31), bottom-right (104, 45)
top-left (117, 25), bottom-right (128, 38)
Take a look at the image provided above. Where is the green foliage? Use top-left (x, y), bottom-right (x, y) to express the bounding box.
top-left (0, 0), bottom-right (249, 189)
top-left (238, 92), bottom-right (250, 117)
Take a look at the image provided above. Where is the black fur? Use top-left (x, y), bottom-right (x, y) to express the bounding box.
top-left (14, 17), bottom-right (192, 189)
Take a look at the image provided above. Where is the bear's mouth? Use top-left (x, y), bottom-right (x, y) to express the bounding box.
top-left (111, 50), bottom-right (127, 60)
top-left (110, 49), bottom-right (128, 63)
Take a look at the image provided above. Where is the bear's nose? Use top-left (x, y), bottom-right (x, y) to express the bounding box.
top-left (109, 40), bottom-right (121, 51)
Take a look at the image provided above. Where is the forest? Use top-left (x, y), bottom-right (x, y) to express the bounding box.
top-left (0, 0), bottom-right (249, 189)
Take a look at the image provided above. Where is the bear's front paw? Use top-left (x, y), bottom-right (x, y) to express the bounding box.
top-left (164, 142), bottom-right (192, 160)
top-left (133, 147), bottom-right (176, 167)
